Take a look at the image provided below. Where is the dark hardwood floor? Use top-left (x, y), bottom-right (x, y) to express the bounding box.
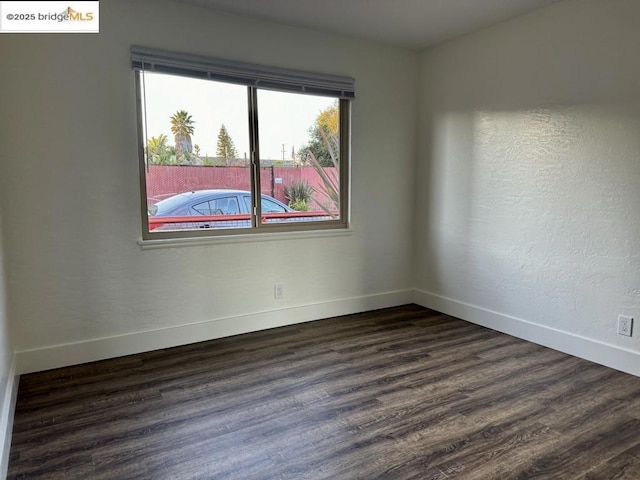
top-left (8, 305), bottom-right (640, 479)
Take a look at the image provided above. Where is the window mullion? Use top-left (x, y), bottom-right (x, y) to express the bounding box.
top-left (247, 86), bottom-right (262, 228)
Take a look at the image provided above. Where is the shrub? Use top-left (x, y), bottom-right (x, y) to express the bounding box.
top-left (284, 180), bottom-right (313, 211)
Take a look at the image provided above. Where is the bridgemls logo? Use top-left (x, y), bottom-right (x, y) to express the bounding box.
top-left (49, 6), bottom-right (95, 22)
top-left (0, 1), bottom-right (99, 33)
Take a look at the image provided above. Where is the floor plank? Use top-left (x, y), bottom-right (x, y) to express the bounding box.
top-left (8, 305), bottom-right (640, 479)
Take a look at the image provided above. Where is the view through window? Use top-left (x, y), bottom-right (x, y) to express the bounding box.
top-left (134, 53), bottom-right (352, 240)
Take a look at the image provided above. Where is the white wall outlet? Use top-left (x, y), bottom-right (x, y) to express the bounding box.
top-left (618, 315), bottom-right (633, 337)
top-left (274, 284), bottom-right (284, 300)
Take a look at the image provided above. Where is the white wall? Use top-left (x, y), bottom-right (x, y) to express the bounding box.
top-left (0, 0), bottom-right (418, 371)
top-left (0, 203), bottom-right (16, 475)
top-left (415, 0), bottom-right (640, 370)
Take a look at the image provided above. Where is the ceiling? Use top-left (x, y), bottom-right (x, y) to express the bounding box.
top-left (177, 0), bottom-right (561, 50)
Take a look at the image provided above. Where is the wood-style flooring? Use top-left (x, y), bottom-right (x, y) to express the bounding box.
top-left (8, 305), bottom-right (640, 479)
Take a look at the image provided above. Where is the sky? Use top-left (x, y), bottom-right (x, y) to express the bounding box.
top-left (141, 71), bottom-right (334, 160)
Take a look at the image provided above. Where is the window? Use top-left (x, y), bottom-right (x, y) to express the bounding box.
top-left (132, 47), bottom-right (354, 241)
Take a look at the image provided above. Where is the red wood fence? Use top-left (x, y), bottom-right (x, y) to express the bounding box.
top-left (145, 165), bottom-right (337, 206)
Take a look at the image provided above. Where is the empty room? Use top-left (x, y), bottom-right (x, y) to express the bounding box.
top-left (1, 0), bottom-right (639, 478)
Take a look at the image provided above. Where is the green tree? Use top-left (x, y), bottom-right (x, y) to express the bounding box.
top-left (216, 124), bottom-right (238, 166)
top-left (298, 101), bottom-right (339, 167)
top-left (170, 110), bottom-right (195, 163)
top-left (299, 101), bottom-right (340, 216)
top-left (146, 134), bottom-right (177, 165)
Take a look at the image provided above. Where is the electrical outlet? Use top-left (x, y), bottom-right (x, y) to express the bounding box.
top-left (274, 284), bottom-right (284, 300)
top-left (618, 315), bottom-right (633, 337)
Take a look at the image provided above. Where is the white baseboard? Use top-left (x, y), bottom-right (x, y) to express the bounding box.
top-left (0, 358), bottom-right (17, 479)
top-left (15, 289), bottom-right (413, 375)
top-left (413, 289), bottom-right (640, 378)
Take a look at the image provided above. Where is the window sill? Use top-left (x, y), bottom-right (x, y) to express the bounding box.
top-left (138, 227), bottom-right (354, 250)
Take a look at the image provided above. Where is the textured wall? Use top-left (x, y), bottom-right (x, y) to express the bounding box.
top-left (416, 0), bottom-right (640, 350)
top-left (0, 0), bottom-right (418, 351)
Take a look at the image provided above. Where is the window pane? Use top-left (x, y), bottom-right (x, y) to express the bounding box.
top-left (192, 201), bottom-right (213, 215)
top-left (141, 72), bottom-right (252, 232)
top-left (242, 195), bottom-right (251, 212)
top-left (261, 198), bottom-right (287, 213)
top-left (211, 196), bottom-right (240, 214)
top-left (257, 90), bottom-right (340, 226)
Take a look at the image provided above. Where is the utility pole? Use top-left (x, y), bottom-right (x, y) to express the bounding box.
top-left (281, 144), bottom-right (286, 161)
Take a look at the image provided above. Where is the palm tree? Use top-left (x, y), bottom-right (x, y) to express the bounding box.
top-left (146, 134), bottom-right (175, 164)
top-left (170, 110), bottom-right (195, 163)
